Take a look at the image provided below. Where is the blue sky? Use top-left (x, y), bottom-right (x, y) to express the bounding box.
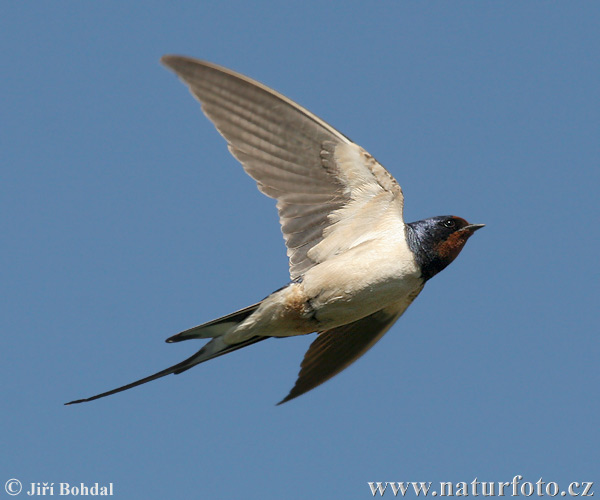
top-left (2, 2), bottom-right (598, 499)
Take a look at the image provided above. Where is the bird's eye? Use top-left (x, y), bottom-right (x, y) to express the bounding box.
top-left (442, 219), bottom-right (456, 228)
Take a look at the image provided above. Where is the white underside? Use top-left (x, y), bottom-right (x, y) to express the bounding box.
top-left (223, 225), bottom-right (421, 344)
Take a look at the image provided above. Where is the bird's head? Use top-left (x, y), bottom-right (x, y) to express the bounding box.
top-left (406, 216), bottom-right (484, 281)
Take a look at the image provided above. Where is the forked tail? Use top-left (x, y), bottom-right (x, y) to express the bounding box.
top-left (65, 303), bottom-right (265, 404)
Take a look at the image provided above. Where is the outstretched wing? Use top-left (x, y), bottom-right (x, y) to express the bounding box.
top-left (278, 286), bottom-right (423, 404)
top-left (161, 56), bottom-right (404, 280)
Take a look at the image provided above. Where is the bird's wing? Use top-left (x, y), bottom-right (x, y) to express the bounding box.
top-left (278, 286), bottom-right (423, 404)
top-left (161, 56), bottom-right (404, 280)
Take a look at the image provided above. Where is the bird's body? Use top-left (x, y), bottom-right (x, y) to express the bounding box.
top-left (66, 56), bottom-right (483, 406)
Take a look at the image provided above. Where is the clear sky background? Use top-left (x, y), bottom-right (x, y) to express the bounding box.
top-left (2, 2), bottom-right (598, 499)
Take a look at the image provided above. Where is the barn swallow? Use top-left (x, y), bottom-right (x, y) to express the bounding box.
top-left (66, 56), bottom-right (483, 406)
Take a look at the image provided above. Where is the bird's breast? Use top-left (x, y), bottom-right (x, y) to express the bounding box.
top-left (301, 239), bottom-right (422, 329)
top-left (225, 238), bottom-right (422, 343)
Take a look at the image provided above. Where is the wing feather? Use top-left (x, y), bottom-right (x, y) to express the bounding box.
top-left (278, 287), bottom-right (423, 404)
top-left (161, 56), bottom-right (404, 279)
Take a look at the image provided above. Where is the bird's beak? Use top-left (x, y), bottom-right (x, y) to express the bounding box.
top-left (460, 223), bottom-right (485, 233)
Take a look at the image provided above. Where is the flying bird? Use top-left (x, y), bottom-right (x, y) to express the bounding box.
top-left (66, 56), bottom-right (484, 406)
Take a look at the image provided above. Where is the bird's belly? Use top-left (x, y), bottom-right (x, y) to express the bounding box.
top-left (225, 241), bottom-right (421, 342)
top-left (307, 273), bottom-right (421, 329)
top-left (302, 244), bottom-right (422, 329)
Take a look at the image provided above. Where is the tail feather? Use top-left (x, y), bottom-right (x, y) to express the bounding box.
top-left (65, 335), bottom-right (268, 405)
top-left (166, 302), bottom-right (261, 343)
top-left (65, 301), bottom-right (268, 405)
